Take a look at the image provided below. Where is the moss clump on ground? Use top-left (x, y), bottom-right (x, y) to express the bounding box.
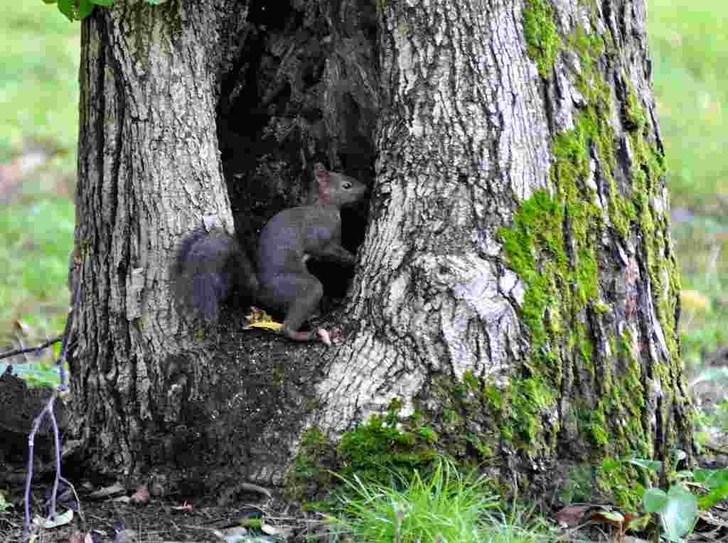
top-left (288, 388), bottom-right (505, 503)
top-left (337, 400), bottom-right (440, 484)
top-left (285, 427), bottom-right (336, 501)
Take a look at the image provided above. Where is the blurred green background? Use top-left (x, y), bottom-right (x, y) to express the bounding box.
top-left (0, 0), bottom-right (77, 382)
top-left (0, 1), bottom-right (725, 389)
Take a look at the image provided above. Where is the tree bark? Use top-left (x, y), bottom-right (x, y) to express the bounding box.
top-left (69, 0), bottom-right (692, 505)
top-left (311, 0), bottom-right (693, 499)
top-left (70, 0), bottom-right (249, 476)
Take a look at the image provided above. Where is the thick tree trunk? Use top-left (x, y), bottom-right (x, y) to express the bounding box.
top-left (69, 0), bottom-right (248, 475)
top-left (308, 0), bottom-right (693, 500)
top-left (69, 0), bottom-right (692, 505)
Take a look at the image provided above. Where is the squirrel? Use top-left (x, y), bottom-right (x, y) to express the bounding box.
top-left (173, 163), bottom-right (368, 345)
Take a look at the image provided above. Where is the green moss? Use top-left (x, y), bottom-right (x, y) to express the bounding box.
top-left (561, 464), bottom-right (595, 504)
top-left (240, 517), bottom-right (263, 530)
top-left (484, 384), bottom-right (505, 414)
top-left (127, 0), bottom-right (183, 66)
top-left (272, 363), bottom-right (285, 387)
top-left (285, 427), bottom-right (335, 501)
top-left (523, 0), bottom-right (562, 79)
top-left (462, 370), bottom-right (480, 392)
top-left (562, 458), bottom-right (646, 510)
top-left (337, 401), bottom-right (440, 484)
top-left (500, 191), bottom-right (565, 355)
top-left (498, 109), bottom-right (610, 452)
top-left (622, 87), bottom-right (681, 367)
top-left (507, 377), bottom-right (557, 449)
top-left (570, 28), bottom-right (606, 73)
top-left (596, 458), bottom-right (645, 510)
top-left (442, 408), bottom-right (459, 425)
top-left (500, 14), bottom-right (679, 468)
top-left (427, 375), bottom-right (505, 458)
top-left (467, 433), bottom-right (495, 458)
top-left (581, 406), bottom-right (610, 446)
top-left (622, 82), bottom-right (650, 133)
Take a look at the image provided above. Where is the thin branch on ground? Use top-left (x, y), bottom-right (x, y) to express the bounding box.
top-left (22, 279), bottom-right (78, 542)
top-left (0, 337), bottom-right (61, 362)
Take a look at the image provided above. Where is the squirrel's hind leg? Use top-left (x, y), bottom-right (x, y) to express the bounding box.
top-left (279, 274), bottom-right (331, 344)
top-left (258, 272), bottom-right (335, 345)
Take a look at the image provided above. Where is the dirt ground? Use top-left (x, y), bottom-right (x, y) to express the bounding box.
top-left (0, 485), bottom-right (331, 542)
top-left (1, 459), bottom-right (727, 543)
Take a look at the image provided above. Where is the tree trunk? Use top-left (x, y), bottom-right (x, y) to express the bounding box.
top-left (69, 0), bottom-right (248, 475)
top-left (69, 0), bottom-right (692, 506)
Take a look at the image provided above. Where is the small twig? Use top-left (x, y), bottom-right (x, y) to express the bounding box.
top-left (23, 395), bottom-right (57, 538)
top-left (702, 443), bottom-right (728, 455)
top-left (237, 482), bottom-right (273, 498)
top-left (86, 513), bottom-right (115, 527)
top-left (59, 477), bottom-right (83, 522)
top-left (22, 277), bottom-right (79, 542)
top-left (180, 524), bottom-right (219, 531)
top-left (0, 337), bottom-right (61, 362)
top-left (49, 397), bottom-right (62, 519)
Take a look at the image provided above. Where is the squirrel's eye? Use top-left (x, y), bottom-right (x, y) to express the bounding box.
top-left (343, 182), bottom-right (352, 189)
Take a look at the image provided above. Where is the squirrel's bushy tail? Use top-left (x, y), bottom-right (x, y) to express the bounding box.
top-left (173, 229), bottom-right (258, 322)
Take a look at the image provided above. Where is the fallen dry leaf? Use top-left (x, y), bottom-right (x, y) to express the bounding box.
top-left (555, 504), bottom-right (592, 527)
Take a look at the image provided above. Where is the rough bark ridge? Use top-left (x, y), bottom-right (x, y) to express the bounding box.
top-left (315, 0), bottom-right (552, 429)
top-left (70, 0), bottom-right (249, 476)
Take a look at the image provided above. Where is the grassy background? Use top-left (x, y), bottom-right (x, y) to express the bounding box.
top-left (0, 1), bottom-right (79, 162)
top-left (0, 1), bottom-right (726, 381)
top-left (0, 0), bottom-right (78, 377)
top-left (649, 0), bottom-right (728, 374)
top-left (649, 0), bottom-right (728, 213)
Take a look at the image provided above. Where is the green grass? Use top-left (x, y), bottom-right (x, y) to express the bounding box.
top-left (0, 0), bottom-right (80, 162)
top-left (330, 459), bottom-right (558, 543)
top-left (647, 0), bottom-right (728, 367)
top-left (671, 218), bottom-right (728, 369)
top-left (648, 0), bottom-right (728, 214)
top-left (0, 1), bottom-right (78, 347)
top-left (0, 199), bottom-right (75, 338)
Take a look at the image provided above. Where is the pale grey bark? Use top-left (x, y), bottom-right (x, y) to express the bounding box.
top-left (312, 0), bottom-right (552, 432)
top-left (70, 0), bottom-right (248, 474)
